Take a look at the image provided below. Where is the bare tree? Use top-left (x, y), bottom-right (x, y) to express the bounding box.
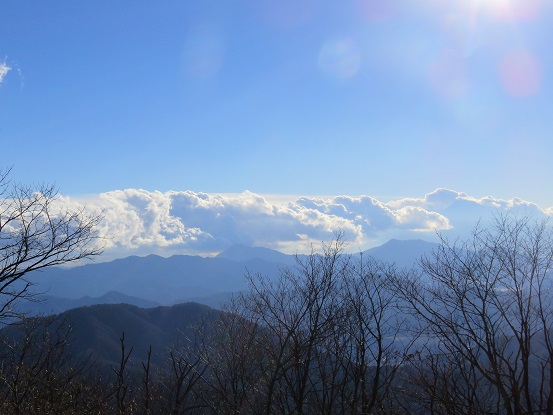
top-left (113, 333), bottom-right (134, 415)
top-left (198, 299), bottom-right (265, 415)
top-left (242, 236), bottom-right (349, 415)
top-left (165, 347), bottom-right (206, 415)
top-left (339, 256), bottom-right (414, 415)
top-left (0, 168), bottom-right (103, 322)
top-left (395, 215), bottom-right (553, 415)
top-left (233, 234), bottom-right (413, 415)
top-left (0, 315), bottom-right (108, 414)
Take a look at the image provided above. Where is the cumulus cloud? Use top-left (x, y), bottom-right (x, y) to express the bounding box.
top-left (54, 188), bottom-right (552, 260)
top-left (64, 190), bottom-right (363, 258)
top-left (0, 61), bottom-right (11, 83)
top-left (296, 195), bottom-right (452, 233)
top-left (167, 190), bottom-right (362, 250)
top-left (388, 188), bottom-right (549, 233)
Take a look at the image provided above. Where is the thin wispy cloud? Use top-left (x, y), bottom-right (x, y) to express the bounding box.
top-left (56, 189), bottom-right (552, 260)
top-left (0, 61), bottom-right (11, 83)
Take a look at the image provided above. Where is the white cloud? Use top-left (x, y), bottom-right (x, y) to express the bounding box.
top-left (394, 206), bottom-right (451, 231)
top-left (167, 190), bottom-right (362, 250)
top-left (0, 61), bottom-right (11, 83)
top-left (388, 188), bottom-right (549, 233)
top-left (54, 188), bottom-right (552, 260)
top-left (293, 195), bottom-right (451, 235)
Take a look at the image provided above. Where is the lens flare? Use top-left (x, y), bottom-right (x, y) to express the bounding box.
top-left (477, 0), bottom-right (541, 21)
top-left (318, 39), bottom-right (362, 80)
top-left (499, 50), bottom-right (542, 97)
top-left (355, 0), bottom-right (397, 20)
top-left (427, 53), bottom-right (470, 99)
top-left (259, 0), bottom-right (317, 29)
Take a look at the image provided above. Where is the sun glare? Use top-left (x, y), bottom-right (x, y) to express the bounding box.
top-left (474, 0), bottom-right (541, 21)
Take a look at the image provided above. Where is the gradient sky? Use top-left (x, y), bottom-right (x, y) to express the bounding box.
top-left (1, 1), bottom-right (552, 257)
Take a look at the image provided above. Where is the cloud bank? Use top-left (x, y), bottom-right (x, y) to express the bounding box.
top-left (58, 188), bottom-right (552, 259)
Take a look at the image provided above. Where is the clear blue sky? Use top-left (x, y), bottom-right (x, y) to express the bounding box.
top-left (2, 0), bottom-right (552, 206)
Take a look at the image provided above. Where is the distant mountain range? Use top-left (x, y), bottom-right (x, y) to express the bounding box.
top-left (216, 239), bottom-right (437, 269)
top-left (27, 254), bottom-right (283, 305)
top-left (25, 239), bottom-right (438, 315)
top-left (15, 291), bottom-right (161, 316)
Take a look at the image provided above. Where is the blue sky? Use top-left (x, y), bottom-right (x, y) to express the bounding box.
top-left (2, 1), bottom-right (552, 256)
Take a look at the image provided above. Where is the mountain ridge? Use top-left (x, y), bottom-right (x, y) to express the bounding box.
top-left (26, 239), bottom-right (438, 312)
top-left (15, 290), bottom-right (160, 316)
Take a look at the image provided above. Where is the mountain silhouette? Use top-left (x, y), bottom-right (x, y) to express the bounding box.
top-left (26, 239), bottom-right (438, 312)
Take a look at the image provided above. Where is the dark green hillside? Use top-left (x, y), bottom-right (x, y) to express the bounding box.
top-left (3, 302), bottom-right (220, 368)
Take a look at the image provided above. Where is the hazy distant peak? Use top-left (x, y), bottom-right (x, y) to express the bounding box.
top-left (216, 245), bottom-right (291, 264)
top-left (378, 239), bottom-right (437, 248)
top-left (362, 239), bottom-right (439, 268)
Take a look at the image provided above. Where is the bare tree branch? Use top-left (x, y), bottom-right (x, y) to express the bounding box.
top-left (0, 169), bottom-right (103, 323)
